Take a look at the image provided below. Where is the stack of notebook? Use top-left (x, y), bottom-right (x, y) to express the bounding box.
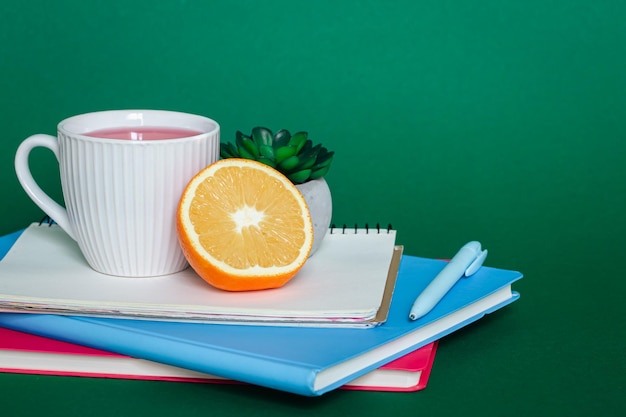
top-left (0, 223), bottom-right (522, 396)
top-left (0, 327), bottom-right (439, 392)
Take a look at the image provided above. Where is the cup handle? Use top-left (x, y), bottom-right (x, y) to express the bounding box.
top-left (14, 134), bottom-right (76, 241)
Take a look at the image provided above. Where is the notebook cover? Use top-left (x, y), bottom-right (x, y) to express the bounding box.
top-left (0, 229), bottom-right (522, 396)
top-left (0, 327), bottom-right (437, 391)
top-left (341, 340), bottom-right (439, 392)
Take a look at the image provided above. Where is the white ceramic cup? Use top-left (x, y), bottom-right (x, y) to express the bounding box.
top-left (15, 110), bottom-right (220, 277)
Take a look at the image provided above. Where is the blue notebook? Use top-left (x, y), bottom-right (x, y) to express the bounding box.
top-left (0, 228), bottom-right (522, 396)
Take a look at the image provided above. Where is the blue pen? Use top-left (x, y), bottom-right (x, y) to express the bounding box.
top-left (409, 241), bottom-right (488, 320)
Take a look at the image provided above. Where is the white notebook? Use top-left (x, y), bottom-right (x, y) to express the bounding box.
top-left (0, 223), bottom-right (401, 327)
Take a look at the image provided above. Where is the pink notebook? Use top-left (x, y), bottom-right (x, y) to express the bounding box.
top-left (0, 327), bottom-right (437, 392)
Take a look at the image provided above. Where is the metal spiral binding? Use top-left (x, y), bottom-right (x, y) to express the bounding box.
top-left (329, 223), bottom-right (393, 234)
top-left (38, 215), bottom-right (56, 226)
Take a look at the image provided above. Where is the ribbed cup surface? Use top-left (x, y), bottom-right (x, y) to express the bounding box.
top-left (57, 129), bottom-right (219, 277)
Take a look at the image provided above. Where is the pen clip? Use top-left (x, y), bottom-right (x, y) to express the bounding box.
top-left (464, 249), bottom-right (488, 276)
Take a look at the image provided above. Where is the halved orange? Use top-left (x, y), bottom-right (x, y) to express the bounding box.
top-left (176, 158), bottom-right (314, 291)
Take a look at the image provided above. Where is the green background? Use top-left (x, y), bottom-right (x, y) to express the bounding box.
top-left (1, 1), bottom-right (624, 416)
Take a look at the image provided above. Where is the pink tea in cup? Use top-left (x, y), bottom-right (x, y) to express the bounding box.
top-left (84, 126), bottom-right (203, 141)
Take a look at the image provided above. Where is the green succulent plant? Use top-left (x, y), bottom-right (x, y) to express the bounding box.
top-left (220, 127), bottom-right (334, 184)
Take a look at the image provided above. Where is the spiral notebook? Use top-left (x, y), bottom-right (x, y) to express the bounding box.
top-left (0, 222), bottom-right (401, 327)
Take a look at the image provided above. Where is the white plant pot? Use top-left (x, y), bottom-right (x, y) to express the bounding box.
top-left (296, 178), bottom-right (332, 256)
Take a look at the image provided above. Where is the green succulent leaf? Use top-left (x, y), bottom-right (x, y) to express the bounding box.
top-left (295, 153), bottom-right (317, 170)
top-left (259, 144), bottom-right (275, 160)
top-left (257, 157), bottom-right (276, 168)
top-left (235, 131), bottom-right (245, 147)
top-left (309, 165), bottom-right (331, 180)
top-left (298, 144), bottom-right (322, 165)
top-left (220, 143), bottom-right (237, 158)
top-left (288, 132), bottom-right (308, 154)
top-left (315, 151), bottom-right (334, 168)
top-left (275, 145), bottom-right (297, 164)
top-left (237, 145), bottom-right (256, 160)
top-left (278, 155), bottom-right (300, 172)
top-left (235, 133), bottom-right (259, 159)
top-left (235, 130), bottom-right (248, 142)
top-left (226, 142), bottom-right (239, 156)
top-left (287, 169), bottom-right (312, 184)
top-left (235, 131), bottom-right (253, 150)
top-left (273, 129), bottom-right (291, 148)
top-left (309, 143), bottom-right (323, 156)
top-left (251, 127), bottom-right (273, 147)
top-left (299, 139), bottom-right (313, 154)
top-left (241, 137), bottom-right (260, 159)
